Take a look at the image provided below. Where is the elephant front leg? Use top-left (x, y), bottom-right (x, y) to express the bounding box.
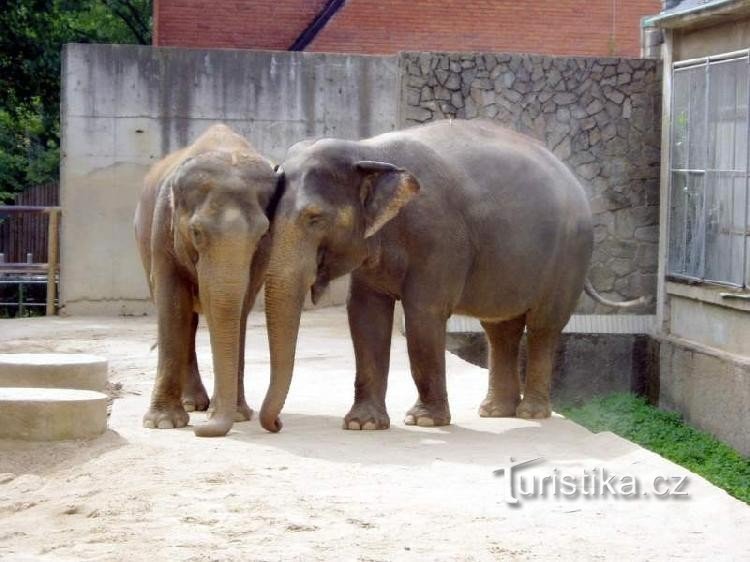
top-left (343, 278), bottom-right (394, 430)
top-left (143, 270), bottom-right (192, 429)
top-left (516, 327), bottom-right (559, 419)
top-left (182, 313), bottom-right (210, 412)
top-left (232, 308), bottom-right (253, 422)
top-left (403, 302), bottom-right (450, 427)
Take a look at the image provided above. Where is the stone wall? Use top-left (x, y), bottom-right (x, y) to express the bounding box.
top-left (400, 53), bottom-right (661, 313)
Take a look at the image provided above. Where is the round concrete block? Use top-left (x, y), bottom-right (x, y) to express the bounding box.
top-left (0, 354), bottom-right (108, 391)
top-left (0, 387), bottom-right (108, 441)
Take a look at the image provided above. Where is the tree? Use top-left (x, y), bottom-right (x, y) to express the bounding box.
top-left (0, 1), bottom-right (152, 202)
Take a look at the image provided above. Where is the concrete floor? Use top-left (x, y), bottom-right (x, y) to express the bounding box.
top-left (0, 307), bottom-right (748, 561)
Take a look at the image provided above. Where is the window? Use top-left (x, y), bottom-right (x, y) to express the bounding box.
top-left (668, 50), bottom-right (750, 287)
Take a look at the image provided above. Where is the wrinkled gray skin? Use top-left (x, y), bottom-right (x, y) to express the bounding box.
top-left (261, 119), bottom-right (642, 433)
top-left (135, 124), bottom-right (278, 437)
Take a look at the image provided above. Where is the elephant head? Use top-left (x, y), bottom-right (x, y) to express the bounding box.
top-left (169, 149), bottom-right (280, 437)
top-left (260, 139), bottom-right (420, 432)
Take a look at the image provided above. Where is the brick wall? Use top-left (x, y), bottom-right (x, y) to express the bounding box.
top-left (155, 0), bottom-right (661, 57)
top-left (153, 0), bottom-right (328, 50)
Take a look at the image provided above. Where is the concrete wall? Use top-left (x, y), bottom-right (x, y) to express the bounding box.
top-left (60, 44), bottom-right (400, 314)
top-left (400, 52), bottom-right (662, 314)
top-left (447, 332), bottom-right (660, 408)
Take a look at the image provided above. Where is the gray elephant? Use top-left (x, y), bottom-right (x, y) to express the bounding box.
top-left (259, 119), bottom-right (642, 433)
top-left (134, 124), bottom-right (280, 437)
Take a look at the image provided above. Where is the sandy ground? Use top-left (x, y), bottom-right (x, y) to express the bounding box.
top-left (0, 307), bottom-right (748, 561)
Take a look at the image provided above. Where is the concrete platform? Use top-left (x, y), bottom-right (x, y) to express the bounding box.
top-left (0, 387), bottom-right (108, 441)
top-left (0, 353), bottom-right (108, 391)
top-left (0, 309), bottom-right (747, 560)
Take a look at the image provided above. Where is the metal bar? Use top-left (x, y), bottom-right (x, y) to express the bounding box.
top-left (671, 169), bottom-right (707, 174)
top-left (0, 206), bottom-right (62, 213)
top-left (46, 209), bottom-right (59, 315)
top-left (729, 61), bottom-right (738, 284)
top-left (681, 67), bottom-right (693, 275)
top-left (675, 60), bottom-right (708, 71)
top-left (674, 49), bottom-right (750, 69)
top-left (745, 56), bottom-right (750, 287)
top-left (0, 264), bottom-right (50, 271)
top-left (700, 63), bottom-right (710, 279)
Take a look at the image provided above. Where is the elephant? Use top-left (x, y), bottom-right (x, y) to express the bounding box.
top-left (259, 118), bottom-right (643, 433)
top-left (134, 124), bottom-right (280, 437)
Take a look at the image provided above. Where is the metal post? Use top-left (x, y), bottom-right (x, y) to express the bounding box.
top-left (18, 280), bottom-right (23, 317)
top-left (46, 209), bottom-right (60, 316)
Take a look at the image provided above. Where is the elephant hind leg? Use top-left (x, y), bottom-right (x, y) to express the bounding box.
top-left (181, 313), bottom-right (210, 412)
top-left (516, 326), bottom-right (560, 419)
top-left (479, 315), bottom-right (525, 417)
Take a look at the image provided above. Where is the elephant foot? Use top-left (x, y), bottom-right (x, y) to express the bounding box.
top-left (207, 400), bottom-right (253, 423)
top-left (343, 400), bottom-right (390, 430)
top-left (516, 396), bottom-right (552, 419)
top-left (478, 394), bottom-right (519, 417)
top-left (234, 400), bottom-right (254, 423)
top-left (404, 399), bottom-right (450, 427)
top-left (181, 385), bottom-right (210, 413)
top-left (143, 402), bottom-right (190, 429)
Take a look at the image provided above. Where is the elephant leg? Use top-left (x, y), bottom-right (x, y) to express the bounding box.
top-left (344, 277), bottom-right (394, 430)
top-left (234, 308), bottom-right (254, 422)
top-left (516, 327), bottom-right (559, 419)
top-left (479, 315), bottom-right (525, 417)
top-left (403, 302), bottom-right (450, 427)
top-left (182, 313), bottom-right (210, 412)
top-left (143, 269), bottom-right (192, 429)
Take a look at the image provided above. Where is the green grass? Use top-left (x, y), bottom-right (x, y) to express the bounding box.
top-left (562, 393), bottom-right (750, 504)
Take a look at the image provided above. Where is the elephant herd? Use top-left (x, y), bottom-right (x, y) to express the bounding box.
top-left (134, 119), bottom-right (643, 438)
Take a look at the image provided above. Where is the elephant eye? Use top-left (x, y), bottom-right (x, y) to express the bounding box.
top-left (303, 206), bottom-right (327, 228)
top-left (189, 224), bottom-right (206, 248)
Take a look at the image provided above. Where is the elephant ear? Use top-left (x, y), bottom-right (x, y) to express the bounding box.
top-left (356, 161), bottom-right (420, 238)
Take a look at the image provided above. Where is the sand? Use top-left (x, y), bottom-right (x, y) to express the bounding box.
top-left (0, 307), bottom-right (748, 561)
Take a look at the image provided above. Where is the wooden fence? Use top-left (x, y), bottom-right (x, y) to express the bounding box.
top-left (0, 182), bottom-right (60, 263)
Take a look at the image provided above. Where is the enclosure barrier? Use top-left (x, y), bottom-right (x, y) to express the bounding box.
top-left (0, 206), bottom-right (61, 315)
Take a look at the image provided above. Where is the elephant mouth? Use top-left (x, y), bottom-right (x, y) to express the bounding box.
top-left (310, 248), bottom-right (330, 304)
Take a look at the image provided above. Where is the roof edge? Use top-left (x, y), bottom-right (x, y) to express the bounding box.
top-left (644, 0), bottom-right (748, 29)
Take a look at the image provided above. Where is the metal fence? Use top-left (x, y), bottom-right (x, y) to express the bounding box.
top-left (668, 49), bottom-right (750, 287)
top-left (0, 183), bottom-right (61, 316)
top-left (0, 182), bottom-right (59, 263)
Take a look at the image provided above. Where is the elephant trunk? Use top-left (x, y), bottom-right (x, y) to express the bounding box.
top-left (260, 230), bottom-right (316, 432)
top-left (194, 252), bottom-right (250, 437)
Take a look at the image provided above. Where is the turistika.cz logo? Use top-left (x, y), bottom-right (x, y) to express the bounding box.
top-left (493, 457), bottom-right (690, 505)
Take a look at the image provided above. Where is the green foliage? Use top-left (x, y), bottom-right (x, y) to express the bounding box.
top-left (563, 393), bottom-right (750, 504)
top-left (0, 1), bottom-right (151, 199)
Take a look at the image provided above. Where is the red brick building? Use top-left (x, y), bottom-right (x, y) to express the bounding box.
top-left (153, 0), bottom-right (661, 57)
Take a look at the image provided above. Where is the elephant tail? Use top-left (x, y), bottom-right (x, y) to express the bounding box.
top-left (583, 278), bottom-right (649, 309)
